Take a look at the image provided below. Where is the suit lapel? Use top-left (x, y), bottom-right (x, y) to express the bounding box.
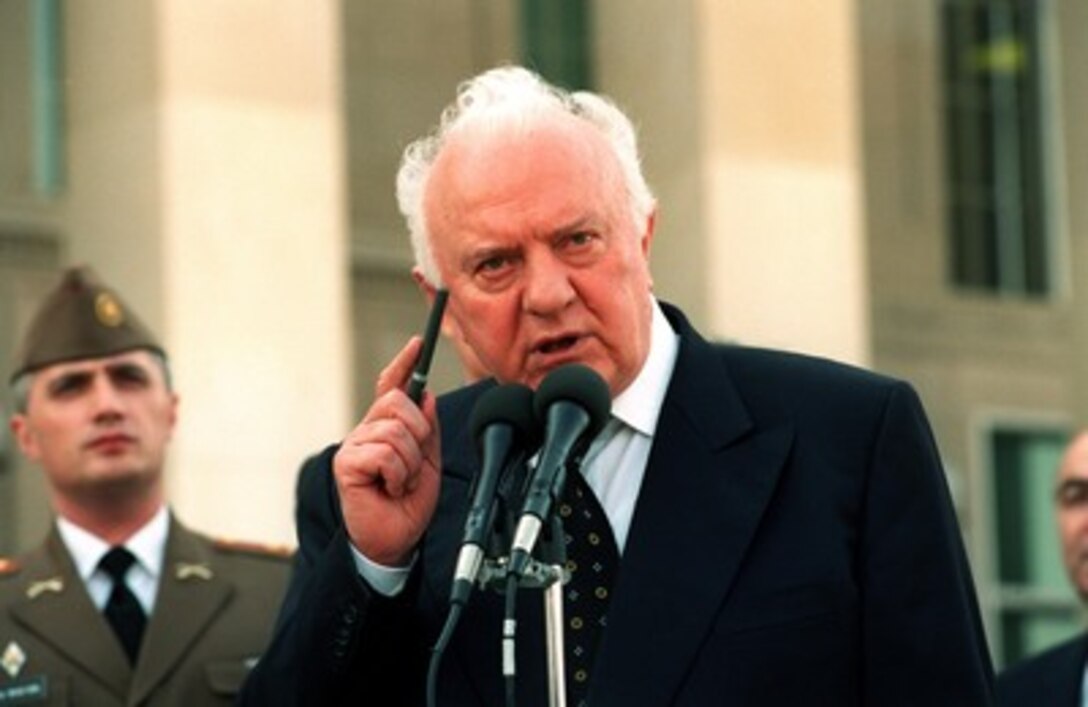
top-left (591, 310), bottom-right (794, 705)
top-left (128, 519), bottom-right (232, 705)
top-left (9, 530), bottom-right (131, 699)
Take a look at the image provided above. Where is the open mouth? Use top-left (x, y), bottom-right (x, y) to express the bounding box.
top-left (538, 335), bottom-right (579, 354)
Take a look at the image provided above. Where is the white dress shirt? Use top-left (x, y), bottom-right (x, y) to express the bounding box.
top-left (572, 300), bottom-right (678, 552)
top-left (56, 505), bottom-right (169, 614)
top-left (355, 299), bottom-right (680, 594)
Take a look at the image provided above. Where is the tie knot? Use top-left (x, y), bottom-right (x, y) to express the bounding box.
top-left (99, 546), bottom-right (136, 581)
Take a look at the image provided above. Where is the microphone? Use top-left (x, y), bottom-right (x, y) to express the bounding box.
top-left (449, 383), bottom-right (541, 606)
top-left (507, 364), bottom-right (611, 578)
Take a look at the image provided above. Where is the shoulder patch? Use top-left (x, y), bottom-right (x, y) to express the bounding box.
top-left (0, 558), bottom-right (21, 577)
top-left (212, 538), bottom-right (293, 560)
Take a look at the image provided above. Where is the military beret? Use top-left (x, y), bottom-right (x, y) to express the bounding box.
top-left (9, 265), bottom-right (166, 382)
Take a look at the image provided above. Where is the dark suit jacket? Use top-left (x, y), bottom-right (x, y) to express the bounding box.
top-left (0, 515), bottom-right (290, 706)
top-left (997, 634), bottom-right (1088, 706)
top-left (240, 303), bottom-right (994, 706)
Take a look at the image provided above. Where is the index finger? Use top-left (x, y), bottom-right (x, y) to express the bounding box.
top-left (375, 336), bottom-right (425, 400)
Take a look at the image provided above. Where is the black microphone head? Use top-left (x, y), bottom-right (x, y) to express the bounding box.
top-left (469, 383), bottom-right (540, 450)
top-left (533, 364), bottom-right (611, 438)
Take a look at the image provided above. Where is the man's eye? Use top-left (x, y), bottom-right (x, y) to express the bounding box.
top-left (558, 231), bottom-right (602, 257)
top-left (1057, 482), bottom-right (1088, 507)
top-left (50, 377), bottom-right (87, 397)
top-left (112, 367), bottom-right (150, 388)
top-left (478, 256), bottom-right (508, 272)
top-left (560, 231), bottom-right (594, 250)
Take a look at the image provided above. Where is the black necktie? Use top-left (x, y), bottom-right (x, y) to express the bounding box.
top-left (560, 470), bottom-right (619, 707)
top-left (99, 546), bottom-right (147, 663)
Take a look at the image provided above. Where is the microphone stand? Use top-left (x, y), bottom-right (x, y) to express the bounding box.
top-left (479, 513), bottom-right (570, 707)
top-left (540, 513), bottom-right (569, 707)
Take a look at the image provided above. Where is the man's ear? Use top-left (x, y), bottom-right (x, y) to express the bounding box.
top-left (411, 268), bottom-right (438, 304)
top-left (10, 414), bottom-right (40, 462)
top-left (641, 205), bottom-right (658, 290)
top-left (641, 204), bottom-right (658, 260)
top-left (165, 393), bottom-right (180, 439)
top-left (412, 268), bottom-right (459, 338)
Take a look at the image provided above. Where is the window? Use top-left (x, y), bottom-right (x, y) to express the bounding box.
top-left (990, 427), bottom-right (1080, 666)
top-left (940, 0), bottom-right (1053, 296)
top-left (0, 0), bottom-right (64, 199)
top-left (519, 0), bottom-right (593, 91)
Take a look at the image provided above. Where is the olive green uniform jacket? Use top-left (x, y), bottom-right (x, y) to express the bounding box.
top-left (0, 516), bottom-right (290, 706)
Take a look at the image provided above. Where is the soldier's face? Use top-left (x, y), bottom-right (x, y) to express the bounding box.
top-left (10, 350), bottom-right (178, 503)
top-left (1056, 434), bottom-right (1088, 599)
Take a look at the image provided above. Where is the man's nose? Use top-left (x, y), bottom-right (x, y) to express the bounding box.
top-left (523, 256), bottom-right (576, 316)
top-left (90, 378), bottom-right (125, 421)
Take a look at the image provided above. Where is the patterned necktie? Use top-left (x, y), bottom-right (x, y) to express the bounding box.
top-left (99, 546), bottom-right (147, 664)
top-left (560, 469), bottom-right (619, 707)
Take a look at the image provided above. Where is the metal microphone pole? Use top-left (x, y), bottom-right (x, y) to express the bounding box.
top-left (479, 510), bottom-right (570, 707)
top-left (539, 513), bottom-right (569, 707)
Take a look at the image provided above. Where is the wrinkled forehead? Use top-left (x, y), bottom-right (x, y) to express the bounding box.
top-left (445, 112), bottom-right (614, 180)
top-left (425, 116), bottom-right (622, 223)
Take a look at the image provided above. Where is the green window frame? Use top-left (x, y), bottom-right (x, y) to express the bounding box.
top-left (0, 0), bottom-right (64, 199)
top-left (990, 426), bottom-right (1081, 667)
top-left (940, 0), bottom-right (1054, 297)
top-left (519, 0), bottom-right (593, 91)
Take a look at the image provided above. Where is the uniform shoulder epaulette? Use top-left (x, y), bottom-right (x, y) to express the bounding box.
top-left (212, 538), bottom-right (293, 560)
top-left (0, 558), bottom-right (22, 577)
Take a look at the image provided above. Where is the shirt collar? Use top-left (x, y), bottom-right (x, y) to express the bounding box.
top-left (609, 299), bottom-right (679, 438)
top-left (56, 505), bottom-right (170, 582)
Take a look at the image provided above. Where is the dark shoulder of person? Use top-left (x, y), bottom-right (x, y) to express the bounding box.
top-left (720, 343), bottom-right (899, 392)
top-left (996, 634), bottom-right (1088, 703)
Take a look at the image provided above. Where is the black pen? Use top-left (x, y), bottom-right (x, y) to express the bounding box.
top-left (407, 289), bottom-right (449, 405)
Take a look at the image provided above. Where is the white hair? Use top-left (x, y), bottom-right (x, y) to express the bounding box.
top-left (395, 65), bottom-right (656, 286)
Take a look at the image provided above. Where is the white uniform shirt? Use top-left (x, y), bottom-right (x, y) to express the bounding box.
top-left (56, 505), bottom-right (169, 614)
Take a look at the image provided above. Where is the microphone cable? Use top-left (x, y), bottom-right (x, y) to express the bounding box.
top-left (428, 383), bottom-right (540, 707)
top-left (502, 572), bottom-right (519, 707)
top-left (427, 568), bottom-right (522, 707)
top-left (426, 602), bottom-right (464, 707)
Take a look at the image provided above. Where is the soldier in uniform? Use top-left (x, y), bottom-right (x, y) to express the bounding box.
top-left (0, 266), bottom-right (291, 706)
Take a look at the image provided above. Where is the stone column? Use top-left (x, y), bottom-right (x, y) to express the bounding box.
top-left (64, 0), bottom-right (351, 544)
top-left (698, 0), bottom-right (869, 364)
